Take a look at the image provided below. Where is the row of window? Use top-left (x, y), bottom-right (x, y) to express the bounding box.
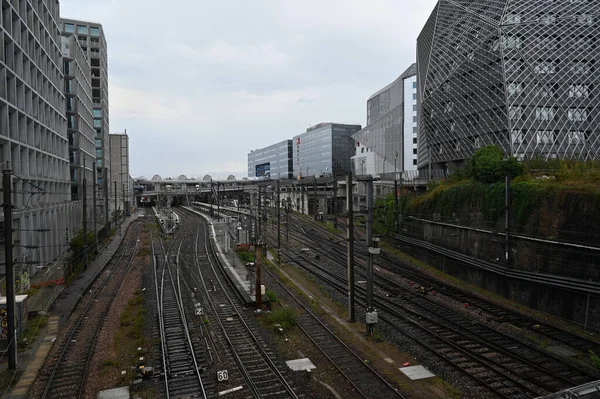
top-left (505, 13), bottom-right (594, 26)
top-left (511, 130), bottom-right (588, 145)
top-left (509, 106), bottom-right (589, 122)
top-left (507, 83), bottom-right (593, 98)
top-left (63, 23), bottom-right (100, 37)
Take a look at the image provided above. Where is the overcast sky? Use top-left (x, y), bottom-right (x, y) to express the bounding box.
top-left (60, 0), bottom-right (438, 179)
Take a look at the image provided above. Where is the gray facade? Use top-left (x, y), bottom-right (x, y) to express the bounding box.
top-left (0, 0), bottom-right (74, 274)
top-left (109, 133), bottom-right (132, 216)
top-left (247, 140), bottom-right (292, 179)
top-left (60, 19), bottom-right (110, 224)
top-left (61, 34), bottom-right (95, 201)
top-left (293, 123), bottom-right (361, 179)
top-left (418, 0), bottom-right (600, 171)
top-left (352, 64), bottom-right (418, 175)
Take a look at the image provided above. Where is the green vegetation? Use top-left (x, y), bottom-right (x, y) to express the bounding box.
top-left (18, 314), bottom-right (48, 351)
top-left (590, 351), bottom-right (600, 370)
top-left (265, 289), bottom-right (278, 303)
top-left (137, 247), bottom-right (151, 257)
top-left (372, 146), bottom-right (600, 237)
top-left (237, 250), bottom-right (255, 264)
top-left (67, 231), bottom-right (97, 278)
top-left (265, 307), bottom-right (299, 331)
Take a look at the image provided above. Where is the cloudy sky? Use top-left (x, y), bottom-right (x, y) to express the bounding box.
top-left (60, 0), bottom-right (438, 179)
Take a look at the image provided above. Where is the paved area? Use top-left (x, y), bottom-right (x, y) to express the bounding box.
top-left (0, 214), bottom-right (140, 399)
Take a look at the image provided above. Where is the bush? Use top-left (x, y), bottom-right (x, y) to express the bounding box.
top-left (266, 307), bottom-right (298, 330)
top-left (238, 251), bottom-right (255, 263)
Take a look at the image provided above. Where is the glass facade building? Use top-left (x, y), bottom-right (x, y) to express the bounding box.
top-left (293, 123), bottom-right (361, 178)
top-left (247, 140), bottom-right (293, 179)
top-left (417, 0), bottom-right (600, 171)
top-left (353, 64), bottom-right (418, 175)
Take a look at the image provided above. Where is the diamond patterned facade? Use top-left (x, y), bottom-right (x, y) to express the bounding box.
top-left (417, 0), bottom-right (600, 170)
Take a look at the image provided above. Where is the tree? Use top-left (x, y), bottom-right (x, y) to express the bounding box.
top-left (469, 145), bottom-right (523, 183)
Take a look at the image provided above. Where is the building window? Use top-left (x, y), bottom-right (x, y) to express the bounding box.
top-left (96, 148), bottom-right (102, 157)
top-left (534, 61), bottom-right (556, 74)
top-left (576, 14), bottom-right (594, 25)
top-left (77, 25), bottom-right (88, 35)
top-left (511, 130), bottom-right (524, 144)
top-left (65, 80), bottom-right (73, 93)
top-left (67, 115), bottom-right (75, 129)
top-left (507, 82), bottom-right (523, 96)
top-left (412, 82), bottom-right (417, 89)
top-left (535, 106), bottom-right (555, 121)
top-left (506, 14), bottom-right (521, 24)
top-left (568, 131), bottom-right (586, 144)
top-left (66, 97), bottom-right (73, 111)
top-left (64, 23), bottom-right (75, 33)
top-left (444, 102), bottom-right (453, 113)
top-left (413, 138), bottom-right (417, 144)
top-left (536, 131), bottom-right (555, 144)
top-left (93, 119), bottom-right (102, 128)
top-left (570, 60), bottom-right (592, 74)
top-left (95, 139), bottom-right (102, 147)
top-left (536, 85), bottom-right (554, 98)
top-left (413, 105), bottom-right (417, 112)
top-left (538, 14), bottom-right (556, 25)
top-left (413, 159), bottom-right (417, 165)
top-left (568, 108), bottom-right (588, 122)
top-left (509, 106), bottom-right (522, 120)
top-left (413, 148), bottom-right (417, 154)
top-left (90, 27), bottom-right (100, 36)
top-left (412, 93), bottom-right (417, 100)
top-left (93, 109), bottom-right (102, 118)
top-left (569, 84), bottom-right (590, 98)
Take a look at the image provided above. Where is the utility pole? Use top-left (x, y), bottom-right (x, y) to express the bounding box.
top-left (276, 179), bottom-right (280, 264)
top-left (114, 181), bottom-right (118, 229)
top-left (394, 151), bottom-right (399, 232)
top-left (82, 157), bottom-right (88, 268)
top-left (313, 177), bottom-right (317, 220)
top-left (505, 174), bottom-right (510, 265)
top-left (92, 166), bottom-right (97, 246)
top-left (346, 172), bottom-right (355, 322)
top-left (255, 244), bottom-right (263, 309)
top-left (257, 186), bottom-right (262, 243)
top-left (103, 168), bottom-right (109, 229)
top-left (364, 176), bottom-right (379, 335)
top-left (3, 169), bottom-right (17, 368)
top-left (333, 177), bottom-right (338, 228)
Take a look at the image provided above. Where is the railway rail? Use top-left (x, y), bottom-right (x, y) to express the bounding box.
top-left (32, 220), bottom-right (141, 399)
top-left (261, 263), bottom-right (405, 399)
top-left (277, 215), bottom-right (598, 397)
top-left (152, 235), bottom-right (211, 398)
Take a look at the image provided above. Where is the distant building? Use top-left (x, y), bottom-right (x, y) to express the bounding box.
top-left (247, 140), bottom-right (293, 179)
top-left (293, 123), bottom-right (361, 178)
top-left (417, 0), bottom-right (600, 172)
top-left (109, 133), bottom-right (133, 216)
top-left (352, 64), bottom-right (418, 176)
top-left (60, 19), bottom-right (111, 224)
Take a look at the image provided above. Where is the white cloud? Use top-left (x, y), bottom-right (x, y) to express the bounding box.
top-left (206, 41), bottom-right (288, 68)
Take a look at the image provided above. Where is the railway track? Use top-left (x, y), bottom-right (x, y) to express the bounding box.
top-left (174, 206), bottom-right (302, 398)
top-left (287, 213), bottom-right (600, 357)
top-left (153, 231), bottom-right (213, 398)
top-left (261, 264), bottom-right (406, 399)
top-left (277, 217), bottom-right (598, 397)
top-left (31, 220), bottom-right (141, 399)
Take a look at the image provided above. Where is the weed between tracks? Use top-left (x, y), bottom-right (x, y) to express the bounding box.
top-left (100, 290), bottom-right (147, 385)
top-left (18, 314), bottom-right (48, 351)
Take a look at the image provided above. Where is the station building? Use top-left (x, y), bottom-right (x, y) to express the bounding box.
top-left (417, 0), bottom-right (600, 172)
top-left (247, 140), bottom-right (293, 179)
top-left (292, 123), bottom-right (361, 179)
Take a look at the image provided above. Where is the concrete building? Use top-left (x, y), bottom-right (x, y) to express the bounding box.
top-left (352, 64), bottom-right (418, 177)
top-left (247, 140), bottom-right (293, 179)
top-left (293, 123), bottom-right (361, 179)
top-left (417, 0), bottom-right (600, 172)
top-left (60, 19), bottom-right (111, 226)
top-left (0, 1), bottom-right (73, 274)
top-left (109, 132), bottom-right (133, 217)
top-left (61, 32), bottom-right (96, 235)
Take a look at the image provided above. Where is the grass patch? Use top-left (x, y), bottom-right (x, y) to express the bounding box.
top-left (137, 248), bottom-right (151, 257)
top-left (102, 290), bottom-right (147, 385)
top-left (18, 314), bottom-right (48, 351)
top-left (265, 307), bottom-right (299, 331)
top-left (590, 351), bottom-right (600, 370)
